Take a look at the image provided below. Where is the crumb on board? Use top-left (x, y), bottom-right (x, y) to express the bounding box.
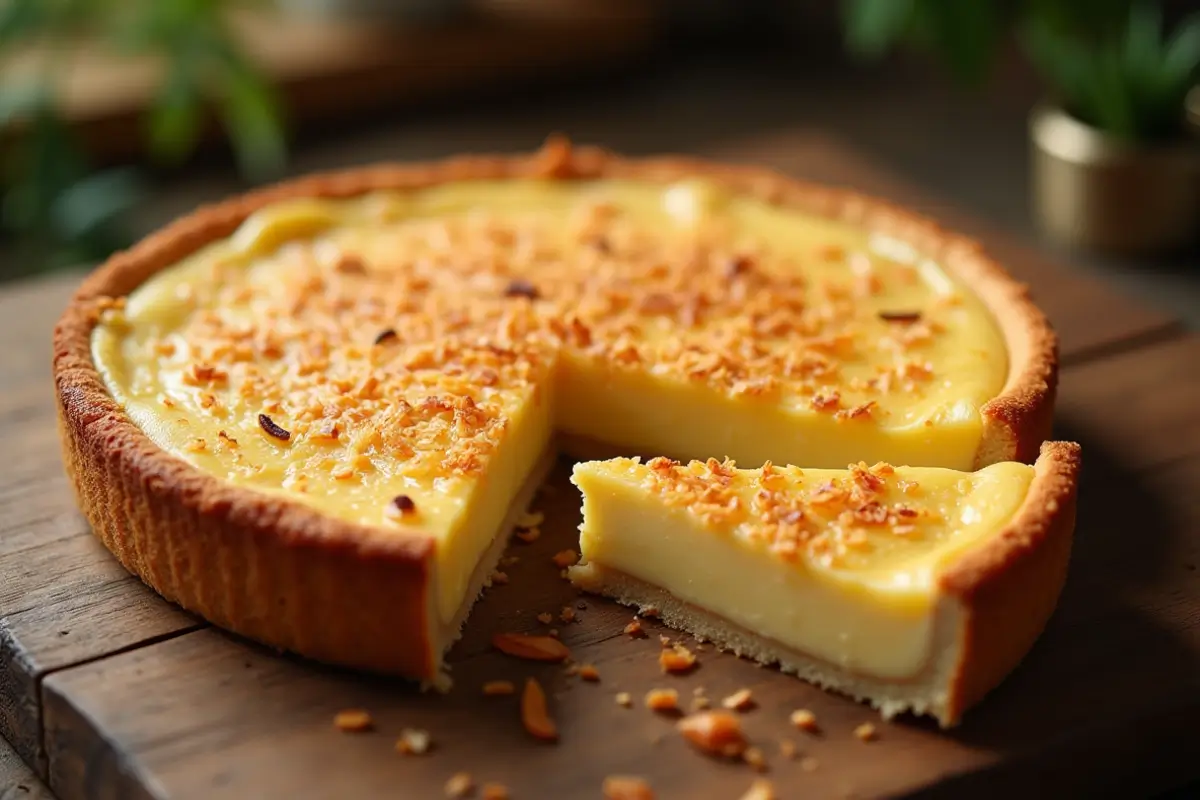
top-left (481, 782), bottom-right (510, 800)
top-left (445, 772), bottom-right (474, 798)
top-left (644, 688), bottom-right (680, 713)
top-left (677, 710), bottom-right (747, 758)
top-left (790, 708), bottom-right (818, 733)
top-left (482, 680), bottom-right (516, 696)
top-left (395, 728), bottom-right (432, 755)
top-left (333, 709), bottom-right (373, 733)
top-left (603, 775), bottom-right (655, 799)
top-left (722, 688), bottom-right (756, 712)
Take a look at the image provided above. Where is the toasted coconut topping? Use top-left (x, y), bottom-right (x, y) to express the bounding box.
top-left (444, 772), bottom-right (474, 798)
top-left (645, 688), bottom-right (680, 712)
top-left (854, 722), bottom-right (878, 742)
top-left (481, 783), bottom-right (510, 800)
top-left (743, 746), bottom-right (768, 772)
top-left (677, 711), bottom-right (747, 758)
top-left (482, 680), bottom-right (516, 696)
top-left (603, 776), bottom-right (655, 800)
top-left (100, 179), bottom-right (991, 525)
top-left (552, 549), bottom-right (580, 568)
top-left (789, 709), bottom-right (819, 733)
top-left (722, 688), bottom-right (756, 712)
top-left (739, 779), bottom-right (776, 800)
top-left (521, 678), bottom-right (558, 741)
top-left (659, 644), bottom-right (697, 674)
top-left (614, 456), bottom-right (951, 569)
top-left (491, 633), bottom-right (570, 662)
top-left (395, 728), bottom-right (432, 754)
top-left (515, 527), bottom-right (541, 543)
top-left (333, 709), bottom-right (373, 732)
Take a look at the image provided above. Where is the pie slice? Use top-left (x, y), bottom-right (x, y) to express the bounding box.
top-left (569, 442), bottom-right (1080, 726)
top-left (54, 141), bottom-right (1065, 715)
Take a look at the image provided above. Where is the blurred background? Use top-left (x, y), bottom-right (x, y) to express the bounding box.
top-left (0, 0), bottom-right (1197, 323)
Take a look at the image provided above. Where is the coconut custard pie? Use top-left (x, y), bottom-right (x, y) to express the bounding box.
top-left (54, 140), bottom-right (1071, 724)
top-left (570, 442), bottom-right (1079, 726)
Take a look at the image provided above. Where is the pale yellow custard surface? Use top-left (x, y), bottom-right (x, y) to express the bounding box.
top-left (570, 457), bottom-right (1035, 678)
top-left (92, 178), bottom-right (1009, 625)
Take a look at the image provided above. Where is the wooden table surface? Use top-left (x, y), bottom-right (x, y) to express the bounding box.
top-left (2, 135), bottom-right (1198, 799)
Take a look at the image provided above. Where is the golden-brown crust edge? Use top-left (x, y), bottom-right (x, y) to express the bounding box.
top-left (952, 247), bottom-right (1058, 468)
top-left (52, 139), bottom-right (1060, 678)
top-left (55, 298), bottom-right (439, 678)
top-left (939, 440), bottom-right (1081, 723)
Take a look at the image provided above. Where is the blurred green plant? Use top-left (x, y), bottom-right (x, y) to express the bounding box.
top-left (840, 0), bottom-right (1200, 143)
top-left (0, 0), bottom-right (286, 272)
top-left (1024, 5), bottom-right (1200, 141)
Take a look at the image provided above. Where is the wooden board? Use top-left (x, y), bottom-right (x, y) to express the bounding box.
top-left (0, 733), bottom-right (51, 800)
top-left (0, 276), bottom-right (203, 777)
top-left (3, 139), bottom-right (1198, 799)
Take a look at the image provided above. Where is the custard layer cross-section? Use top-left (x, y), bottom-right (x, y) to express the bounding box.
top-left (569, 456), bottom-right (1034, 680)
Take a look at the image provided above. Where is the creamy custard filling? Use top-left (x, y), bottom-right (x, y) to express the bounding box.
top-left (91, 178), bottom-right (1009, 641)
top-left (571, 459), bottom-right (1034, 679)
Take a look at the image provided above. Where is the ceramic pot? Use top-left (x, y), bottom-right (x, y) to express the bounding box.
top-left (1029, 103), bottom-right (1200, 254)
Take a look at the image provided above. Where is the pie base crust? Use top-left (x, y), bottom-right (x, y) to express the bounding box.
top-left (53, 142), bottom-right (1060, 680)
top-left (569, 441), bottom-right (1080, 726)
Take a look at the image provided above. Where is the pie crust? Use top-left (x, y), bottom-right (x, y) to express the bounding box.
top-left (569, 441), bottom-right (1081, 727)
top-left (53, 140), bottom-right (1059, 680)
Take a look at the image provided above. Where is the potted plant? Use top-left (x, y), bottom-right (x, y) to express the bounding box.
top-left (841, 0), bottom-right (1200, 254)
top-left (1023, 6), bottom-right (1200, 252)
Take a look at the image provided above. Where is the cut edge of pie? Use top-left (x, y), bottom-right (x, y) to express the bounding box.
top-left (568, 441), bottom-right (1081, 728)
top-left (52, 138), bottom-right (1059, 683)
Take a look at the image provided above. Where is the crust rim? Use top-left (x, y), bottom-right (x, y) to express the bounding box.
top-left (569, 441), bottom-right (1081, 726)
top-left (52, 141), bottom-right (1061, 679)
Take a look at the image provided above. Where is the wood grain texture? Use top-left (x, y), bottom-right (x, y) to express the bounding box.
top-left (707, 133), bottom-right (1182, 362)
top-left (1057, 336), bottom-right (1200, 471)
top-left (0, 275), bottom-right (202, 775)
top-left (0, 734), bottom-right (52, 800)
